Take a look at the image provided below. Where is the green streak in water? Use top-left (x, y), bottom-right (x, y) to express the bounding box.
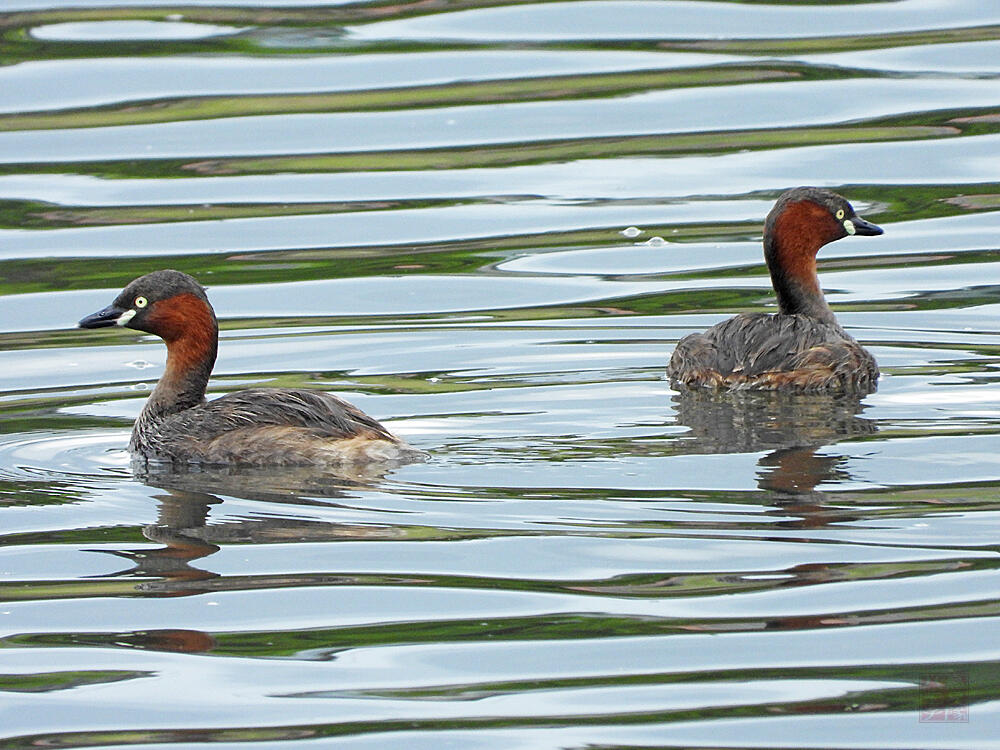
top-left (0, 66), bottom-right (817, 132)
top-left (0, 670), bottom-right (150, 693)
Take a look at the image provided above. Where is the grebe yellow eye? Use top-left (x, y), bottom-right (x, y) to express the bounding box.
top-left (835, 209), bottom-right (845, 220)
top-left (134, 296), bottom-right (148, 308)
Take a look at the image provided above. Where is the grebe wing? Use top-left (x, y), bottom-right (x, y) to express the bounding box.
top-left (188, 388), bottom-right (398, 440)
top-left (670, 313), bottom-right (817, 379)
top-left (135, 387), bottom-right (423, 466)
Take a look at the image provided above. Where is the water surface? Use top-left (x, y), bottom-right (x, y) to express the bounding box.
top-left (2, 1), bottom-right (999, 748)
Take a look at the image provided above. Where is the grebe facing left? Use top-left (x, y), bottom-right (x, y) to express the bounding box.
top-left (79, 270), bottom-right (425, 467)
top-left (668, 187), bottom-right (883, 393)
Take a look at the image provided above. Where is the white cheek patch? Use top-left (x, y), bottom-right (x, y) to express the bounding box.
top-left (843, 219), bottom-right (856, 235)
top-left (116, 309), bottom-right (137, 326)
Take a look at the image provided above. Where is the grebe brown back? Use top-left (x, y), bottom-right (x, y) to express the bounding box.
top-left (79, 270), bottom-right (425, 467)
top-left (667, 187), bottom-right (883, 393)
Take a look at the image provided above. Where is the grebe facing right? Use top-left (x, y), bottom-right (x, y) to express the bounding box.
top-left (667, 187), bottom-right (883, 393)
top-left (79, 270), bottom-right (425, 467)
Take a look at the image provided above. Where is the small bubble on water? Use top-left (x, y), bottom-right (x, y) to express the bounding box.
top-left (130, 382), bottom-right (150, 391)
top-left (126, 360), bottom-right (155, 370)
top-left (645, 236), bottom-right (667, 247)
top-left (621, 226), bottom-right (642, 238)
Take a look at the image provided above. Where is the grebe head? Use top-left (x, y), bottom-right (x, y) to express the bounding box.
top-left (765, 187), bottom-right (882, 250)
top-left (78, 270), bottom-right (216, 340)
top-left (763, 187), bottom-right (882, 322)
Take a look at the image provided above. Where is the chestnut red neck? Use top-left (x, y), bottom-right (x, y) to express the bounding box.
top-left (144, 293), bottom-right (219, 418)
top-left (764, 199), bottom-right (843, 325)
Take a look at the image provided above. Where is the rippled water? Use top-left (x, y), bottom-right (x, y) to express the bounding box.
top-left (2, 1), bottom-right (1000, 748)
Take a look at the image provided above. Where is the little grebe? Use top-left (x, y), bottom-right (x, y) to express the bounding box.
top-left (79, 270), bottom-right (425, 466)
top-left (667, 187), bottom-right (883, 392)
